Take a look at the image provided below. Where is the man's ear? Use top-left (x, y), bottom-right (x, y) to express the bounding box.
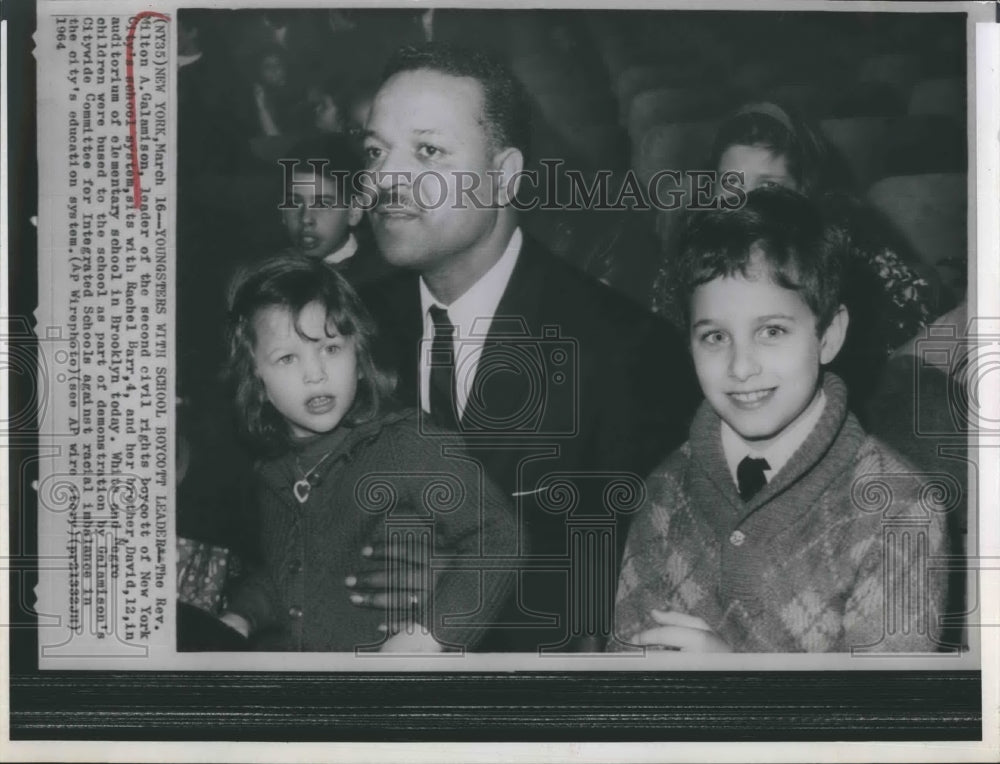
top-left (819, 304), bottom-right (849, 365)
top-left (348, 196), bottom-right (364, 227)
top-left (491, 147), bottom-right (524, 207)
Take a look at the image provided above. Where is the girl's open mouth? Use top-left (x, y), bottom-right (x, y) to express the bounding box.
top-left (305, 395), bottom-right (336, 414)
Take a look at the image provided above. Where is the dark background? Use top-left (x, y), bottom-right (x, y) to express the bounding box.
top-left (7, 1), bottom-right (986, 743)
top-left (173, 6), bottom-right (974, 574)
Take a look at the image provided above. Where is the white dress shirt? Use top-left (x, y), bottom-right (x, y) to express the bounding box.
top-left (721, 388), bottom-right (828, 490)
top-left (418, 228), bottom-right (523, 419)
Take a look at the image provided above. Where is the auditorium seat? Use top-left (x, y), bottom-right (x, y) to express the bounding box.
top-left (761, 83), bottom-right (826, 118)
top-left (598, 40), bottom-right (639, 81)
top-left (510, 51), bottom-right (581, 95)
top-left (880, 114), bottom-right (966, 178)
top-left (632, 120), bottom-right (718, 187)
top-left (527, 118), bottom-right (600, 180)
top-left (639, 17), bottom-right (723, 67)
top-left (563, 122), bottom-right (628, 170)
top-left (512, 50), bottom-right (620, 166)
top-left (820, 117), bottom-right (891, 191)
top-left (534, 84), bottom-right (618, 123)
top-left (615, 66), bottom-right (687, 120)
top-left (867, 173), bottom-right (966, 285)
top-left (825, 80), bottom-right (906, 118)
top-left (626, 88), bottom-right (723, 142)
top-left (908, 77), bottom-right (965, 118)
top-left (857, 52), bottom-right (922, 92)
top-left (520, 206), bottom-right (579, 261)
top-left (631, 118), bottom-right (726, 254)
top-left (727, 60), bottom-right (787, 101)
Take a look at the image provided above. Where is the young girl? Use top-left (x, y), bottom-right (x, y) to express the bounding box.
top-left (656, 101), bottom-right (937, 412)
top-left (218, 254), bottom-right (515, 652)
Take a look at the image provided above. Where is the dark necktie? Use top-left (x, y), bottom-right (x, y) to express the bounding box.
top-left (428, 305), bottom-right (459, 430)
top-left (737, 456), bottom-right (770, 501)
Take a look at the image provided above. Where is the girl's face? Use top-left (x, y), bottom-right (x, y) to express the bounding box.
top-left (717, 143), bottom-right (799, 193)
top-left (253, 301), bottom-right (359, 439)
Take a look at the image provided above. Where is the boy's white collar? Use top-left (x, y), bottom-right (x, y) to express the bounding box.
top-left (322, 234), bottom-right (358, 265)
top-left (720, 388), bottom-right (828, 489)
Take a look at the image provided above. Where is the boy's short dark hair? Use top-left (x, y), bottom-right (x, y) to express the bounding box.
top-left (280, 133), bottom-right (365, 202)
top-left (225, 253), bottom-right (396, 452)
top-left (380, 42), bottom-right (532, 157)
top-left (661, 187), bottom-right (848, 334)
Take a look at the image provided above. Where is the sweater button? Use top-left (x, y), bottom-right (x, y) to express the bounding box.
top-left (729, 530), bottom-right (746, 547)
top-left (288, 606), bottom-right (303, 619)
top-left (288, 560), bottom-right (302, 575)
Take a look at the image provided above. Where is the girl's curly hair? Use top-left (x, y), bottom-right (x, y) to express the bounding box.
top-left (225, 253), bottom-right (396, 452)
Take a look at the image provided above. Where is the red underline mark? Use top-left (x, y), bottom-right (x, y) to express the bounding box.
top-left (125, 11), bottom-right (171, 209)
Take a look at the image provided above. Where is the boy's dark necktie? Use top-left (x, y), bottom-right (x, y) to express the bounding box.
top-left (737, 456), bottom-right (770, 501)
top-left (428, 305), bottom-right (459, 430)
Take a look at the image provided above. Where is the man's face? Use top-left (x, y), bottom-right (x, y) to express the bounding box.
top-left (363, 69), bottom-right (501, 272)
top-left (689, 252), bottom-right (841, 451)
top-left (281, 170), bottom-right (361, 259)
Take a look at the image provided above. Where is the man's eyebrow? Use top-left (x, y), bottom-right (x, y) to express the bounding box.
top-left (691, 319), bottom-right (717, 330)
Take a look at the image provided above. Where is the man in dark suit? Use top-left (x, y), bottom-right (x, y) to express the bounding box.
top-left (350, 43), bottom-right (697, 652)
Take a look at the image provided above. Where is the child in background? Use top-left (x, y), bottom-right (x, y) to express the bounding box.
top-left (656, 102), bottom-right (937, 413)
top-left (279, 134), bottom-right (392, 287)
top-left (614, 188), bottom-right (951, 653)
top-left (251, 46), bottom-right (307, 138)
top-left (305, 77), bottom-right (347, 135)
top-left (218, 254), bottom-right (515, 651)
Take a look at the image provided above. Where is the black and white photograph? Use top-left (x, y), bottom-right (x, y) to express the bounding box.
top-left (5, 0), bottom-right (999, 758)
top-left (172, 5), bottom-right (977, 661)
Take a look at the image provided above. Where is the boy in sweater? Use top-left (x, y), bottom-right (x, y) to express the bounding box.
top-left (613, 188), bottom-right (952, 653)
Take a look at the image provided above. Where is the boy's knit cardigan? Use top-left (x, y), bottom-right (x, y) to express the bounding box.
top-left (228, 408), bottom-right (517, 651)
top-left (613, 374), bottom-right (953, 653)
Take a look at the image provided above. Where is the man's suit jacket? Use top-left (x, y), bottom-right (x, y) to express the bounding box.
top-left (334, 234), bottom-right (397, 290)
top-left (362, 235), bottom-right (700, 650)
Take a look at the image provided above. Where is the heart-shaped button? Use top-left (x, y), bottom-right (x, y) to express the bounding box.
top-left (293, 479), bottom-right (310, 504)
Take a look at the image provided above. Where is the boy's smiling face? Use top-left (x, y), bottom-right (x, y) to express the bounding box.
top-left (689, 250), bottom-right (847, 451)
